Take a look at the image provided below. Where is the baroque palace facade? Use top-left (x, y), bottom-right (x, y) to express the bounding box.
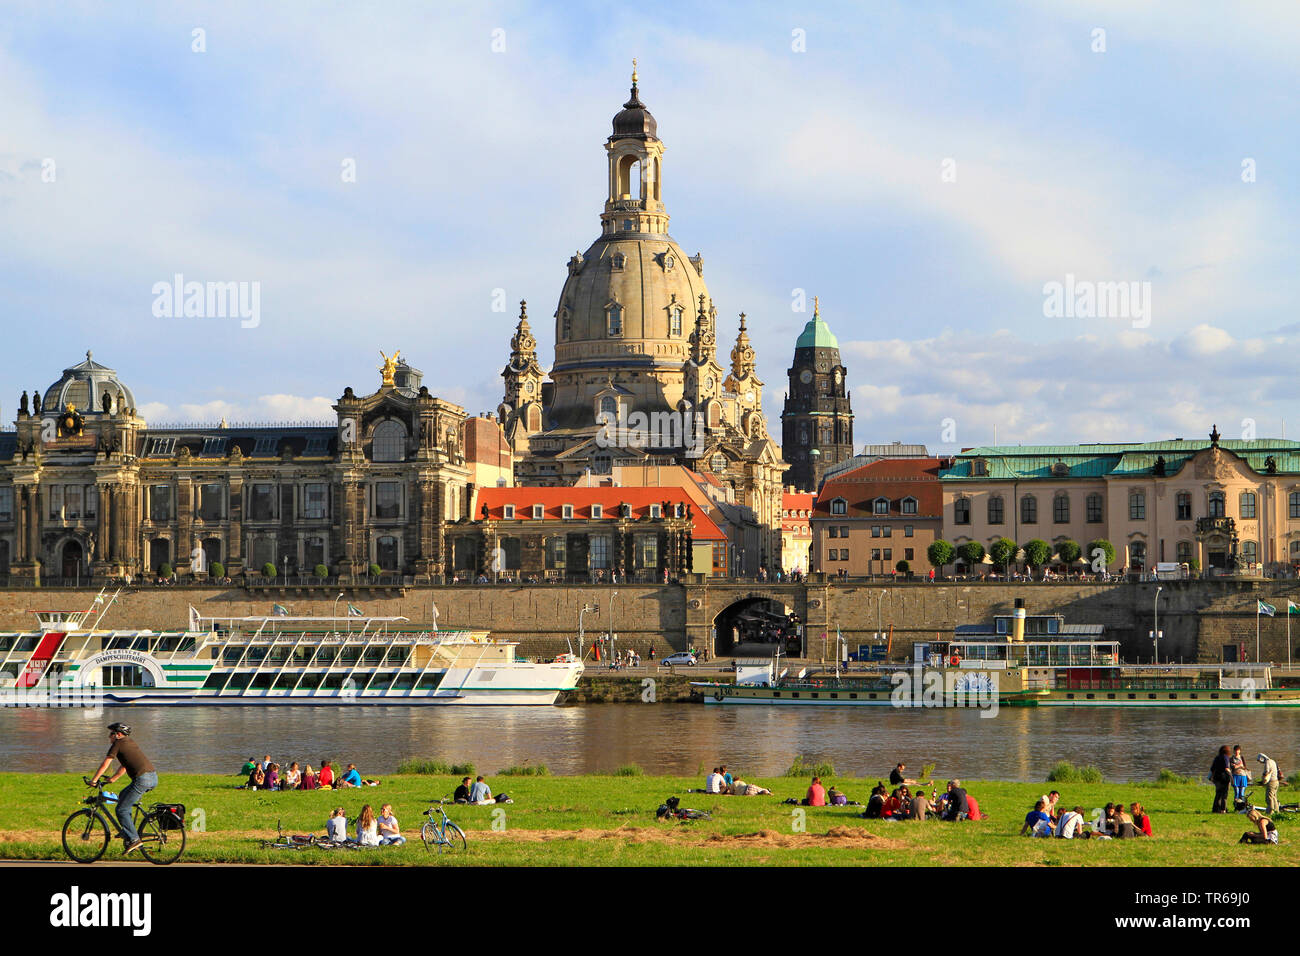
top-left (495, 69), bottom-right (786, 573)
top-left (0, 352), bottom-right (500, 584)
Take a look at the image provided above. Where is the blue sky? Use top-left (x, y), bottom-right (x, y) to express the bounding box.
top-left (1, 1), bottom-right (1296, 451)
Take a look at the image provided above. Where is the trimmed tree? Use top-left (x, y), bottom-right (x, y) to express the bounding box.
top-left (1056, 539), bottom-right (1081, 566)
top-left (957, 541), bottom-right (985, 568)
top-left (895, 559), bottom-right (910, 574)
top-left (1022, 538), bottom-right (1052, 569)
top-left (158, 562), bottom-right (173, 578)
top-left (210, 561), bottom-right (225, 579)
top-left (262, 562), bottom-right (278, 578)
top-left (927, 539), bottom-right (955, 574)
top-left (313, 563), bottom-right (330, 579)
top-left (1086, 539), bottom-right (1116, 572)
top-left (989, 537), bottom-right (1018, 573)
top-left (369, 563), bottom-right (383, 578)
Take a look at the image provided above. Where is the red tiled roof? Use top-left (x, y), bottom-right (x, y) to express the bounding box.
top-left (473, 486), bottom-right (726, 540)
top-left (782, 492), bottom-right (815, 530)
top-left (813, 457), bottom-right (944, 519)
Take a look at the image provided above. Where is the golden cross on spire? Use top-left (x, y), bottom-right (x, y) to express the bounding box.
top-left (632, 58), bottom-right (638, 85)
top-left (813, 295), bottom-right (820, 317)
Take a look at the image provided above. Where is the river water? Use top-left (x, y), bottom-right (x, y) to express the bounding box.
top-left (1, 704), bottom-right (1296, 783)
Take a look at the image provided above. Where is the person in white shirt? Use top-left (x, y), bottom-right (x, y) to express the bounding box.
top-left (356, 804), bottom-right (380, 846)
top-left (705, 768), bottom-right (725, 794)
top-left (1258, 754), bottom-right (1280, 814)
top-left (469, 776), bottom-right (493, 804)
top-left (1057, 806), bottom-right (1085, 839)
top-left (377, 803), bottom-right (405, 846)
top-left (326, 807), bottom-right (348, 842)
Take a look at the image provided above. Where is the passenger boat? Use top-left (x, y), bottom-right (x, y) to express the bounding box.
top-left (693, 600), bottom-right (1300, 708)
top-left (0, 589), bottom-right (583, 706)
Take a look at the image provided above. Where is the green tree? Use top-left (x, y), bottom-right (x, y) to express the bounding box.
top-left (1086, 539), bottom-right (1116, 571)
top-left (313, 563), bottom-right (330, 579)
top-left (957, 541), bottom-right (985, 567)
top-left (895, 559), bottom-right (910, 574)
top-left (210, 561), bottom-right (225, 579)
top-left (1056, 539), bottom-right (1081, 566)
top-left (927, 539), bottom-right (955, 573)
top-left (262, 562), bottom-right (278, 578)
top-left (989, 537), bottom-right (1018, 572)
top-left (369, 563), bottom-right (382, 578)
top-left (1022, 538), bottom-right (1052, 568)
top-left (158, 562), bottom-right (173, 578)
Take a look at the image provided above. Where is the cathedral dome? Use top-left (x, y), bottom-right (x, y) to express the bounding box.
top-left (795, 304), bottom-right (839, 350)
top-left (41, 351), bottom-right (136, 415)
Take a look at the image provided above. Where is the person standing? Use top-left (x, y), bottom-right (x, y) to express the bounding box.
top-left (1258, 753), bottom-right (1280, 814)
top-left (89, 723), bottom-right (157, 854)
top-left (1210, 745), bottom-right (1232, 814)
top-left (1229, 745), bottom-right (1250, 804)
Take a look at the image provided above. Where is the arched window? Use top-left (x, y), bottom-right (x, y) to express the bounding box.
top-left (901, 497), bottom-right (918, 515)
top-left (372, 420), bottom-right (406, 462)
top-left (874, 497), bottom-right (890, 515)
top-left (670, 307), bottom-right (683, 337)
top-left (1020, 495), bottom-right (1037, 524)
top-left (1128, 492), bottom-right (1146, 521)
top-left (1053, 494), bottom-right (1070, 523)
top-left (987, 496), bottom-right (1004, 525)
top-left (599, 396), bottom-right (617, 421)
top-left (1208, 492), bottom-right (1225, 518)
top-left (954, 498), bottom-right (970, 525)
top-left (607, 303), bottom-right (623, 336)
top-left (1242, 540), bottom-right (1258, 565)
top-left (711, 453), bottom-right (727, 474)
top-left (1240, 492), bottom-right (1257, 519)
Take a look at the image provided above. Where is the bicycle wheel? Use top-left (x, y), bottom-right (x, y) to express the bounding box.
top-left (138, 813), bottom-right (186, 865)
top-left (438, 822), bottom-right (467, 853)
top-left (62, 809), bottom-right (110, 863)
top-left (420, 820), bottom-right (437, 851)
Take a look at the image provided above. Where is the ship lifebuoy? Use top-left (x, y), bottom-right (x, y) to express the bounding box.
top-left (950, 655), bottom-right (960, 666)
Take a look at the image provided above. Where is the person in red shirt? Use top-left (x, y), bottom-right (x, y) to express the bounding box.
top-left (1130, 802), bottom-right (1152, 837)
top-left (883, 789), bottom-right (902, 818)
top-left (966, 795), bottom-right (982, 821)
top-left (319, 760), bottom-right (335, 788)
top-left (805, 776), bottom-right (827, 806)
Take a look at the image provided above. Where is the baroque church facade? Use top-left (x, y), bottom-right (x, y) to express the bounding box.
top-left (497, 70), bottom-right (786, 571)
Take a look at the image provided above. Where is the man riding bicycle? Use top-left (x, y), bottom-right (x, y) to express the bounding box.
top-left (89, 723), bottom-right (157, 855)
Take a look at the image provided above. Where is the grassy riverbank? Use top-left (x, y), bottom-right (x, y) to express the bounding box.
top-left (1, 772), bottom-right (1296, 866)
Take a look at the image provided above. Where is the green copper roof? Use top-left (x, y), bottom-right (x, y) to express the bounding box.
top-left (941, 438), bottom-right (1300, 480)
top-left (796, 301), bottom-right (838, 350)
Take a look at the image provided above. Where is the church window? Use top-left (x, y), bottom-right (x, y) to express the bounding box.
top-left (1129, 492), bottom-right (1146, 521)
top-left (599, 396), bottom-right (617, 420)
top-left (611, 254), bottom-right (626, 270)
top-left (1243, 540), bottom-right (1258, 564)
top-left (1177, 540), bottom-right (1192, 563)
top-left (1177, 492), bottom-right (1192, 520)
top-left (48, 485), bottom-right (62, 519)
top-left (954, 498), bottom-right (970, 525)
top-left (607, 304), bottom-right (623, 337)
top-left (372, 420), bottom-right (407, 462)
top-left (1020, 495), bottom-right (1037, 524)
top-left (670, 307), bottom-right (682, 337)
top-left (149, 486), bottom-right (172, 522)
top-left (799, 427), bottom-right (808, 446)
top-left (1086, 494), bottom-right (1103, 523)
top-left (711, 453), bottom-right (727, 474)
top-left (373, 482), bottom-right (401, 519)
top-left (592, 453), bottom-right (611, 476)
top-left (1053, 494), bottom-right (1070, 523)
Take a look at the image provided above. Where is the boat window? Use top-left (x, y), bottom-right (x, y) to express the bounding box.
top-left (250, 674), bottom-right (274, 689)
top-left (274, 675), bottom-right (298, 690)
top-left (224, 673), bottom-right (252, 690)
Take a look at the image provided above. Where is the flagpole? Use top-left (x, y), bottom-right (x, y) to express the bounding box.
top-left (1256, 602), bottom-right (1261, 663)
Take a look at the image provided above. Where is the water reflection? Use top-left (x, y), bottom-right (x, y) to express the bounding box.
top-left (0, 705), bottom-right (1296, 782)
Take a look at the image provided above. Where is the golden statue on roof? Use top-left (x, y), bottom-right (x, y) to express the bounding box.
top-left (379, 350), bottom-right (401, 386)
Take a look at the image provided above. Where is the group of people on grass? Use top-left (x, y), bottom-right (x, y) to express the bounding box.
top-left (326, 804), bottom-right (405, 846)
top-left (1210, 744), bottom-right (1281, 814)
top-left (704, 766), bottom-right (773, 797)
top-left (1019, 790), bottom-right (1151, 839)
top-left (240, 755), bottom-right (372, 791)
top-left (452, 775), bottom-right (513, 804)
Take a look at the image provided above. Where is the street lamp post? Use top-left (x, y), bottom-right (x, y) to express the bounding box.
top-left (578, 602), bottom-right (598, 658)
top-left (610, 591), bottom-right (618, 665)
top-left (1153, 586), bottom-right (1163, 665)
top-left (878, 589), bottom-right (887, 645)
top-left (331, 592), bottom-right (345, 634)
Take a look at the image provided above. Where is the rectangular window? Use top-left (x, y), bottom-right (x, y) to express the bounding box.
top-left (249, 483), bottom-right (276, 521)
top-left (304, 536), bottom-right (326, 570)
top-left (905, 548), bottom-right (914, 560)
top-left (1053, 496), bottom-right (1070, 523)
top-left (1086, 495), bottom-right (1103, 523)
top-left (988, 497), bottom-right (1004, 524)
top-left (64, 485), bottom-right (83, 519)
top-left (562, 504), bottom-right (574, 519)
top-left (636, 534), bottom-right (658, 569)
top-left (546, 537), bottom-right (566, 570)
top-left (503, 504), bottom-right (516, 519)
top-left (871, 526), bottom-right (880, 537)
top-left (374, 482), bottom-right (401, 519)
top-left (904, 525), bottom-right (914, 537)
top-left (649, 504), bottom-right (661, 518)
top-left (1177, 494), bottom-right (1193, 520)
top-left (712, 542), bottom-right (727, 575)
top-left (883, 549), bottom-right (892, 561)
top-left (1129, 494), bottom-right (1146, 520)
top-left (871, 549), bottom-right (881, 561)
top-left (0, 487), bottom-right (12, 521)
top-left (591, 504), bottom-right (603, 519)
top-left (48, 485), bottom-right (62, 519)
top-left (840, 525), bottom-right (849, 537)
top-left (840, 550), bottom-right (849, 561)
top-left (882, 525), bottom-right (892, 537)
top-left (201, 436), bottom-right (227, 457)
top-left (149, 486), bottom-right (171, 522)
top-left (198, 484), bottom-right (223, 521)
top-left (1241, 493), bottom-right (1256, 519)
top-left (590, 535), bottom-right (610, 569)
top-left (85, 485), bottom-right (98, 518)
top-left (828, 526), bottom-right (838, 538)
top-left (252, 436), bottom-right (279, 457)
top-left (302, 483), bottom-right (327, 519)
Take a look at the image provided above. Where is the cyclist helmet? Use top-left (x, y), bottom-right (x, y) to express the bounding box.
top-left (107, 722), bottom-right (131, 735)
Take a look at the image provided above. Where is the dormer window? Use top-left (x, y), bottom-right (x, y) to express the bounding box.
top-left (147, 437), bottom-right (176, 457)
top-left (674, 503), bottom-right (685, 518)
top-left (831, 498), bottom-right (847, 516)
top-left (532, 504), bottom-right (544, 519)
top-left (1051, 461), bottom-right (1070, 478)
top-left (971, 459), bottom-right (988, 477)
top-left (901, 497), bottom-right (918, 515)
top-left (503, 504), bottom-right (516, 519)
top-left (650, 504), bottom-right (662, 518)
top-left (873, 497), bottom-right (890, 515)
top-left (562, 504), bottom-right (574, 519)
top-left (591, 504), bottom-right (603, 519)
top-left (611, 253), bottom-right (626, 270)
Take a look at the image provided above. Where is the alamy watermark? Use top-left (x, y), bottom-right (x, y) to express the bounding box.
top-left (890, 665), bottom-right (999, 718)
top-left (152, 274), bottom-right (261, 328)
top-left (1042, 274), bottom-right (1151, 328)
top-left (595, 407), bottom-right (704, 458)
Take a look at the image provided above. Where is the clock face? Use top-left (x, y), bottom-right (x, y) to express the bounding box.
top-left (799, 369), bottom-right (813, 384)
top-left (745, 390), bottom-right (755, 402)
top-left (833, 369), bottom-right (842, 383)
top-left (706, 376), bottom-right (715, 389)
top-left (524, 382), bottom-right (534, 394)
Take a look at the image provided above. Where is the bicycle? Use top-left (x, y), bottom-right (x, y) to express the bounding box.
top-left (421, 800), bottom-right (467, 853)
top-left (1240, 790), bottom-right (1300, 816)
top-left (62, 777), bottom-right (187, 864)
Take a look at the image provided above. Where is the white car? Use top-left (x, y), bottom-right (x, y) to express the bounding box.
top-left (660, 652), bottom-right (698, 667)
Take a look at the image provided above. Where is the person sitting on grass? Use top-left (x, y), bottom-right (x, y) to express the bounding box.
top-left (453, 776), bottom-right (472, 803)
top-left (909, 789), bottom-right (931, 820)
top-left (804, 776), bottom-right (827, 807)
top-left (283, 762), bottom-right (301, 790)
top-left (301, 765), bottom-right (318, 790)
top-left (883, 788), bottom-right (903, 818)
top-left (705, 767), bottom-right (726, 794)
top-left (239, 757), bottom-right (257, 777)
top-left (318, 760), bottom-right (335, 789)
top-left (942, 780), bottom-right (970, 821)
top-left (1130, 802), bottom-right (1152, 837)
top-left (340, 763), bottom-right (362, 788)
top-left (377, 803), bottom-right (405, 846)
top-left (356, 805), bottom-right (380, 846)
top-left (264, 762), bottom-right (280, 791)
top-left (1021, 799), bottom-right (1053, 837)
top-left (966, 792), bottom-right (983, 821)
top-left (1056, 806), bottom-right (1086, 839)
top-left (889, 763), bottom-right (915, 786)
top-left (469, 775), bottom-right (493, 805)
top-left (827, 784), bottom-right (849, 806)
top-left (862, 783), bottom-right (886, 819)
top-left (721, 765), bottom-right (734, 792)
top-left (326, 807), bottom-right (348, 843)
top-left (1239, 808), bottom-right (1278, 845)
top-left (1114, 801), bottom-right (1136, 838)
top-left (248, 763), bottom-right (265, 790)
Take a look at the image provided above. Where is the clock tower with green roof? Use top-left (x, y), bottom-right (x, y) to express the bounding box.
top-left (781, 297), bottom-right (853, 491)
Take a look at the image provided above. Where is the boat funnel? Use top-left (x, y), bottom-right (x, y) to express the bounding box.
top-left (1011, 598), bottom-right (1026, 643)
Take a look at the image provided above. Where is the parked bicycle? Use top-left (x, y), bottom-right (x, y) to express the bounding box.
top-left (1241, 790), bottom-right (1300, 816)
top-left (62, 777), bottom-right (186, 864)
top-left (421, 800), bottom-right (467, 852)
top-left (259, 818), bottom-right (357, 851)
